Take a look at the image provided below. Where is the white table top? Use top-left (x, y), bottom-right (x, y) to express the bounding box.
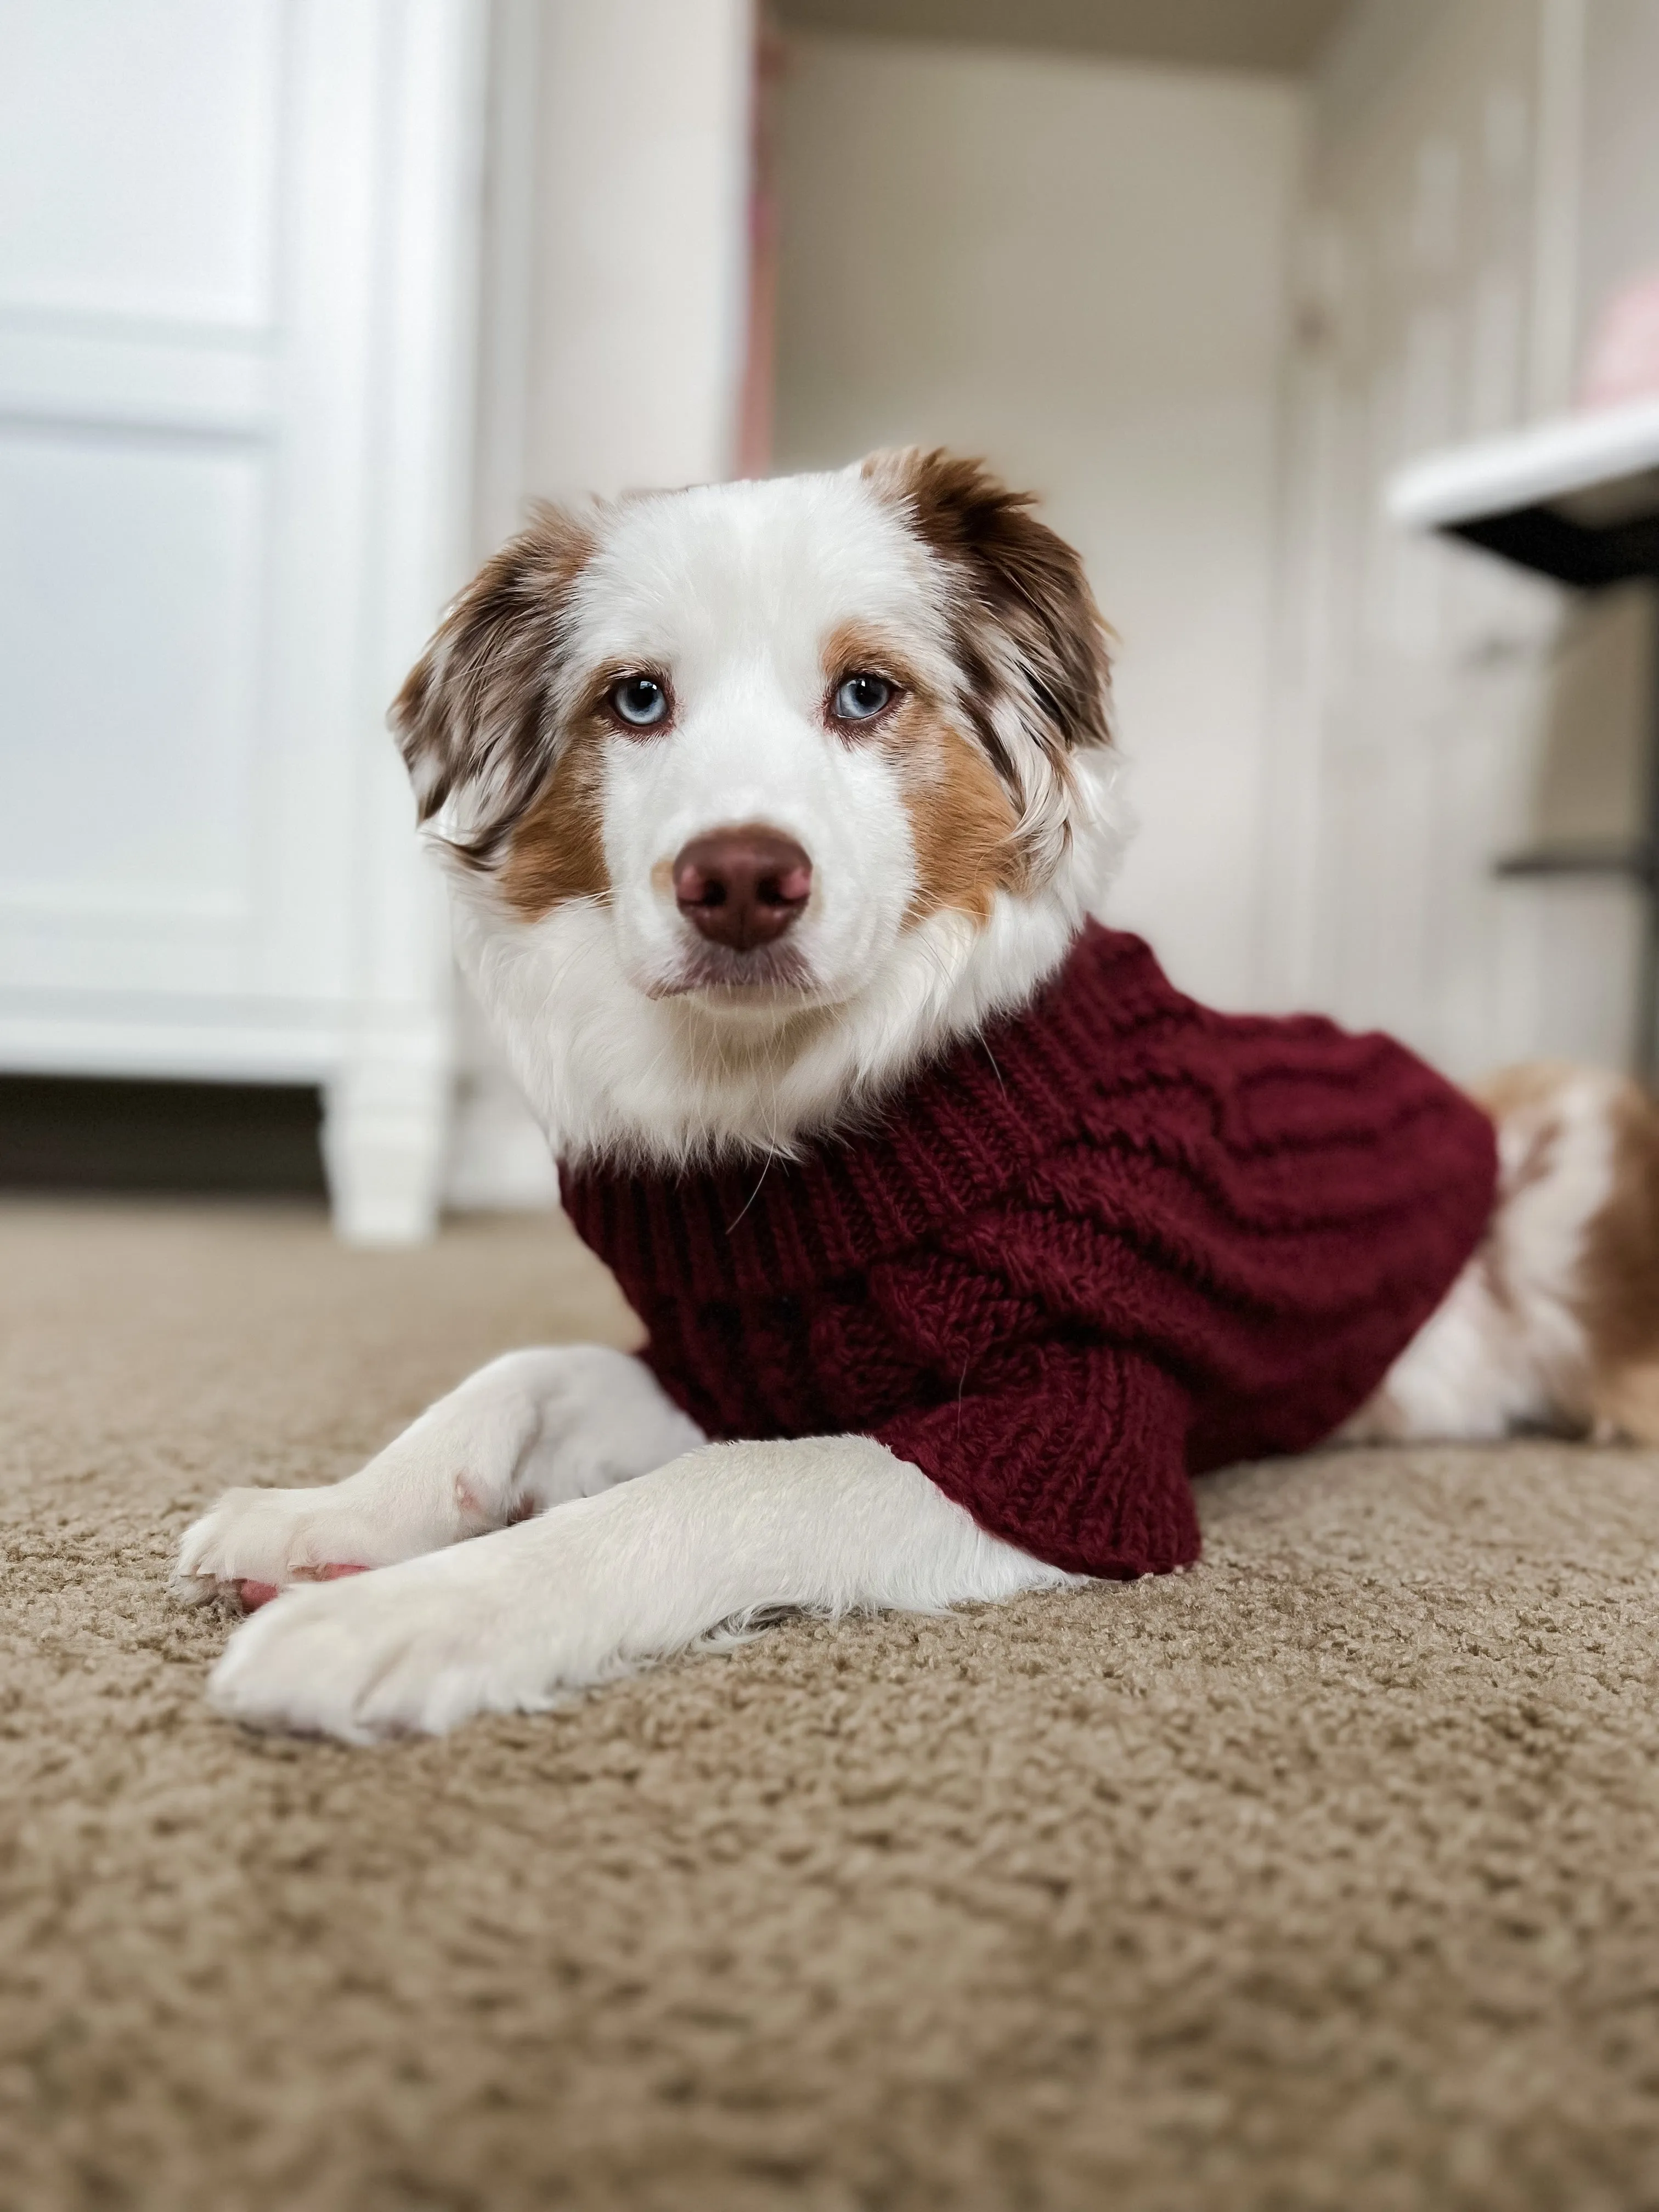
top-left (1387, 396), bottom-right (1659, 533)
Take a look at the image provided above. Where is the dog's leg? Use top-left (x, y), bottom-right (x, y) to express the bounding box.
top-left (172, 1347), bottom-right (703, 1609)
top-left (206, 1437), bottom-right (1077, 1742)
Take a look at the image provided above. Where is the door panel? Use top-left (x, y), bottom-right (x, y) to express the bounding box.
top-left (0, 0), bottom-right (284, 330)
top-left (0, 428), bottom-right (266, 934)
top-left (0, 0), bottom-right (376, 1029)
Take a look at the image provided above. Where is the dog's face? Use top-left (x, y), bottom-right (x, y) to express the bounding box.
top-left (392, 450), bottom-right (1123, 1159)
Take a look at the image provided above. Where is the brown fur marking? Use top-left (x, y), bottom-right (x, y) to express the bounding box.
top-left (814, 614), bottom-right (1020, 923)
top-left (388, 502), bottom-right (595, 862)
top-left (1576, 1075), bottom-right (1659, 1435)
top-left (498, 740), bottom-right (609, 918)
top-left (896, 713), bottom-right (1024, 925)
top-left (1474, 1061), bottom-right (1659, 1443)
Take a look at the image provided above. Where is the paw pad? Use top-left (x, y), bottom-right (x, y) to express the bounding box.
top-left (237, 1562), bottom-right (370, 1613)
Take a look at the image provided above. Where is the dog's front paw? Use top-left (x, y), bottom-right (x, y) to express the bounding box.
top-left (206, 1531), bottom-right (577, 1742)
top-left (172, 1486), bottom-right (396, 1611)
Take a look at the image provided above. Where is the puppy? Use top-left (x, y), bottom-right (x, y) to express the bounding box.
top-left (175, 450), bottom-right (1659, 1742)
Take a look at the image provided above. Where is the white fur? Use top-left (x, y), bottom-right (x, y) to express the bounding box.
top-left (206, 1428), bottom-right (1074, 1745)
top-left (174, 1347), bottom-right (704, 1598)
top-left (1342, 1069), bottom-right (1618, 1443)
top-left (176, 465), bottom-right (1622, 1742)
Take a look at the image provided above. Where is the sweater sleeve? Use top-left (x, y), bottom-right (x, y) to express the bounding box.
top-left (872, 1340), bottom-right (1199, 1580)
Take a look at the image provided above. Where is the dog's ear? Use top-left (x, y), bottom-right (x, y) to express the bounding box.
top-left (862, 448), bottom-right (1113, 775)
top-left (389, 503), bottom-right (594, 856)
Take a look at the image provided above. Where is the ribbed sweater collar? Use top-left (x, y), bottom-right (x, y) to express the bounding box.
top-left (558, 924), bottom-right (1169, 1304)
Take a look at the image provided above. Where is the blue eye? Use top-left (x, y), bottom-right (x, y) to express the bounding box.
top-left (611, 675), bottom-right (669, 727)
top-left (832, 673), bottom-right (893, 722)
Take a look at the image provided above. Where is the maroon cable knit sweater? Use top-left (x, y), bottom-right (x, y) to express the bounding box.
top-left (560, 925), bottom-right (1498, 1579)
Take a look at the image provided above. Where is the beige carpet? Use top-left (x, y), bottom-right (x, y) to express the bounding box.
top-left (6, 1200), bottom-right (1659, 2212)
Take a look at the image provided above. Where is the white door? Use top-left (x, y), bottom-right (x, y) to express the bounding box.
top-left (0, 0), bottom-right (486, 1237)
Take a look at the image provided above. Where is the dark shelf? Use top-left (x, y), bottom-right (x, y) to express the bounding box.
top-left (1494, 841), bottom-right (1655, 882)
top-left (1451, 506), bottom-right (1659, 587)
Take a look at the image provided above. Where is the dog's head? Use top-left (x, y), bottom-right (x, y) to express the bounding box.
top-left (391, 449), bottom-right (1125, 1163)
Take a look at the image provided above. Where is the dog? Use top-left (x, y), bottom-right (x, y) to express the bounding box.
top-left (174, 449), bottom-right (1659, 1743)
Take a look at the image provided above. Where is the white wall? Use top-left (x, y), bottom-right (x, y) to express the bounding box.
top-left (477, 0), bottom-right (754, 537)
top-left (772, 33), bottom-right (1303, 1008)
top-left (1578, 0), bottom-right (1659, 358)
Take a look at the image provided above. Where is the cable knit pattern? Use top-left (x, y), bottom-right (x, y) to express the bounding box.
top-left (560, 926), bottom-right (1499, 1578)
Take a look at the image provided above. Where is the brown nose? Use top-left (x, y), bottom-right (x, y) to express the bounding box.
top-left (673, 827), bottom-right (812, 951)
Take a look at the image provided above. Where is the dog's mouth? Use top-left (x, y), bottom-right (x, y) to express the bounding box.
top-left (648, 939), bottom-right (817, 1006)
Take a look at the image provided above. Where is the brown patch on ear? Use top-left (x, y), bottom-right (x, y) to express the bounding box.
top-left (862, 447), bottom-right (1113, 782)
top-left (496, 741), bottom-right (608, 918)
top-left (388, 502), bottom-right (595, 861)
top-left (898, 713), bottom-right (1024, 926)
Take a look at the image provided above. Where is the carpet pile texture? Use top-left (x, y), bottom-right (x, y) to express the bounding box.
top-left (5, 1198), bottom-right (1659, 2211)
